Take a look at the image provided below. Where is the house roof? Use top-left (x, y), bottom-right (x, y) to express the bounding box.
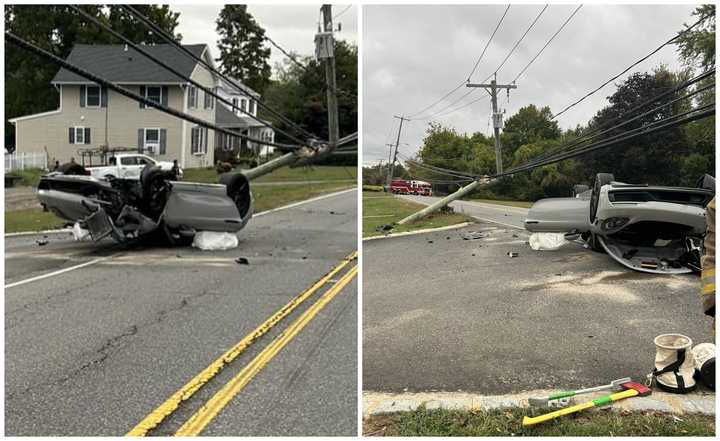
top-left (217, 76), bottom-right (260, 98)
top-left (52, 43), bottom-right (209, 84)
top-left (215, 105), bottom-right (270, 130)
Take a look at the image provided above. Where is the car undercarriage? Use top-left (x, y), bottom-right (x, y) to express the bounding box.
top-left (37, 164), bottom-right (253, 245)
top-left (525, 173), bottom-right (714, 274)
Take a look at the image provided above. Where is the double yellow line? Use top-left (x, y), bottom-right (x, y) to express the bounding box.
top-left (127, 252), bottom-right (358, 437)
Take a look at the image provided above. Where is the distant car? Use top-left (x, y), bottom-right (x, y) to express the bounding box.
top-left (37, 164), bottom-right (252, 245)
top-left (524, 173), bottom-right (715, 274)
top-left (87, 154), bottom-right (182, 180)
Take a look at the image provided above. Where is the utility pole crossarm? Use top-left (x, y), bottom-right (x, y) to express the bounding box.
top-left (466, 78), bottom-right (518, 175)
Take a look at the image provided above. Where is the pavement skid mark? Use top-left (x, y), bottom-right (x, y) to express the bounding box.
top-left (174, 263), bottom-right (358, 436)
top-left (5, 255), bottom-right (116, 289)
top-left (126, 251), bottom-right (357, 436)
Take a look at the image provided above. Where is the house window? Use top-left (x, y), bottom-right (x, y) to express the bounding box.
top-left (145, 86), bottom-right (162, 105)
top-left (144, 128), bottom-right (160, 154)
top-left (204, 89), bottom-right (214, 109)
top-left (69, 126), bottom-right (90, 145)
top-left (232, 98), bottom-right (239, 115)
top-left (86, 86), bottom-right (101, 107)
top-left (191, 126), bottom-right (207, 154)
top-left (188, 85), bottom-right (198, 108)
top-left (240, 98), bottom-right (247, 112)
top-left (249, 100), bottom-right (256, 115)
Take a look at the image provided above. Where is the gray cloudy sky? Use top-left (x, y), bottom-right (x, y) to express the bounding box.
top-left (363, 4), bottom-right (698, 165)
top-left (174, 4), bottom-right (357, 73)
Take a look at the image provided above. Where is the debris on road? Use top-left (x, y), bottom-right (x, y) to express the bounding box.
top-left (235, 257), bottom-right (249, 265)
top-left (36, 236), bottom-right (49, 246)
top-left (507, 252), bottom-right (518, 258)
top-left (192, 231), bottom-right (239, 251)
top-left (462, 231), bottom-right (486, 240)
top-left (529, 232), bottom-right (569, 251)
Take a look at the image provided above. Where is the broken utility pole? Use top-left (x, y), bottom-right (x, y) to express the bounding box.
top-left (319, 4), bottom-right (339, 148)
top-left (396, 76), bottom-right (516, 225)
top-left (385, 115), bottom-right (409, 190)
top-left (466, 75), bottom-right (516, 174)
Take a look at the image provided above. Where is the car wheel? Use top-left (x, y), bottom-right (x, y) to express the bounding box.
top-left (588, 232), bottom-right (605, 253)
top-left (589, 173), bottom-right (614, 223)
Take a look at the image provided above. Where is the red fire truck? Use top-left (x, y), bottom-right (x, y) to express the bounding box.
top-left (390, 179), bottom-right (432, 196)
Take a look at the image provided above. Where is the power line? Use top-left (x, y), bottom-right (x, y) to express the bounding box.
top-left (520, 70), bottom-right (715, 167)
top-left (69, 5), bottom-right (307, 147)
top-left (120, 4), bottom-right (318, 142)
top-left (406, 4), bottom-right (510, 119)
top-left (411, 5), bottom-right (547, 121)
top-left (486, 4), bottom-right (548, 79)
top-left (333, 4), bottom-right (352, 20)
top-left (467, 4), bottom-right (511, 81)
top-left (512, 4), bottom-right (582, 83)
top-left (4, 31), bottom-right (298, 151)
top-left (550, 12), bottom-right (712, 120)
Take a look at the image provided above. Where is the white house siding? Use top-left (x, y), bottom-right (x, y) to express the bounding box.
top-left (14, 84), bottom-right (185, 166)
top-left (182, 54), bottom-right (217, 169)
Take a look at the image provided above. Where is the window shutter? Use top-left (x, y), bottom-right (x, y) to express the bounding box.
top-left (69, 127), bottom-right (75, 144)
top-left (188, 87), bottom-right (193, 108)
top-left (161, 86), bottom-right (168, 106)
top-left (138, 129), bottom-right (144, 153)
top-left (139, 86), bottom-right (146, 109)
top-left (203, 127), bottom-right (208, 152)
top-left (101, 87), bottom-right (108, 107)
top-left (80, 85), bottom-right (86, 107)
top-left (190, 127), bottom-right (197, 153)
top-left (84, 128), bottom-right (91, 144)
top-left (159, 129), bottom-right (167, 154)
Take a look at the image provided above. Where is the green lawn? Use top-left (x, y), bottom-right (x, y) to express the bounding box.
top-left (363, 192), bottom-right (471, 238)
top-left (6, 168), bottom-right (46, 188)
top-left (363, 407), bottom-right (715, 437)
top-left (183, 165), bottom-right (356, 184)
top-left (5, 208), bottom-right (66, 234)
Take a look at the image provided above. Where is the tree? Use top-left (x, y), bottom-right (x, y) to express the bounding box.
top-left (215, 5), bottom-right (271, 94)
top-left (500, 104), bottom-right (560, 160)
top-left (4, 5), bottom-right (181, 149)
top-left (676, 4), bottom-right (715, 71)
top-left (262, 40), bottom-right (357, 143)
top-left (577, 68), bottom-right (691, 185)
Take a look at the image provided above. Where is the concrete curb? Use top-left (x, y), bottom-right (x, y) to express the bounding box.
top-left (363, 390), bottom-right (715, 417)
top-left (363, 222), bottom-right (473, 241)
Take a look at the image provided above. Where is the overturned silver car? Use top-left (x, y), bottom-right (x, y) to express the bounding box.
top-left (524, 173), bottom-right (715, 274)
top-left (37, 164), bottom-right (253, 245)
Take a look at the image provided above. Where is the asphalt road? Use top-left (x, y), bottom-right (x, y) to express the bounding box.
top-left (364, 198), bottom-right (712, 395)
top-left (5, 189), bottom-right (358, 436)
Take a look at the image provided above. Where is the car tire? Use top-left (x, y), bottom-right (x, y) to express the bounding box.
top-left (588, 232), bottom-right (605, 253)
top-left (589, 173), bottom-right (614, 223)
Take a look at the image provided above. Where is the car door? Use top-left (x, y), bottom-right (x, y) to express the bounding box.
top-left (119, 156), bottom-right (138, 179)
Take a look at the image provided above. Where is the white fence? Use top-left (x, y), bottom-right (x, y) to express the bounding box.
top-left (5, 152), bottom-right (47, 172)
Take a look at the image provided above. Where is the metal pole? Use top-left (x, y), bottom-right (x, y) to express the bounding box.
top-left (322, 4), bottom-right (339, 148)
top-left (397, 179), bottom-right (485, 225)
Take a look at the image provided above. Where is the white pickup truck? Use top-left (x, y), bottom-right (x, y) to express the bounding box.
top-left (87, 154), bottom-right (182, 180)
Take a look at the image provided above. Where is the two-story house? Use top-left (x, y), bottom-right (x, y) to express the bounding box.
top-left (9, 43), bottom-right (224, 169)
top-left (214, 76), bottom-right (276, 162)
